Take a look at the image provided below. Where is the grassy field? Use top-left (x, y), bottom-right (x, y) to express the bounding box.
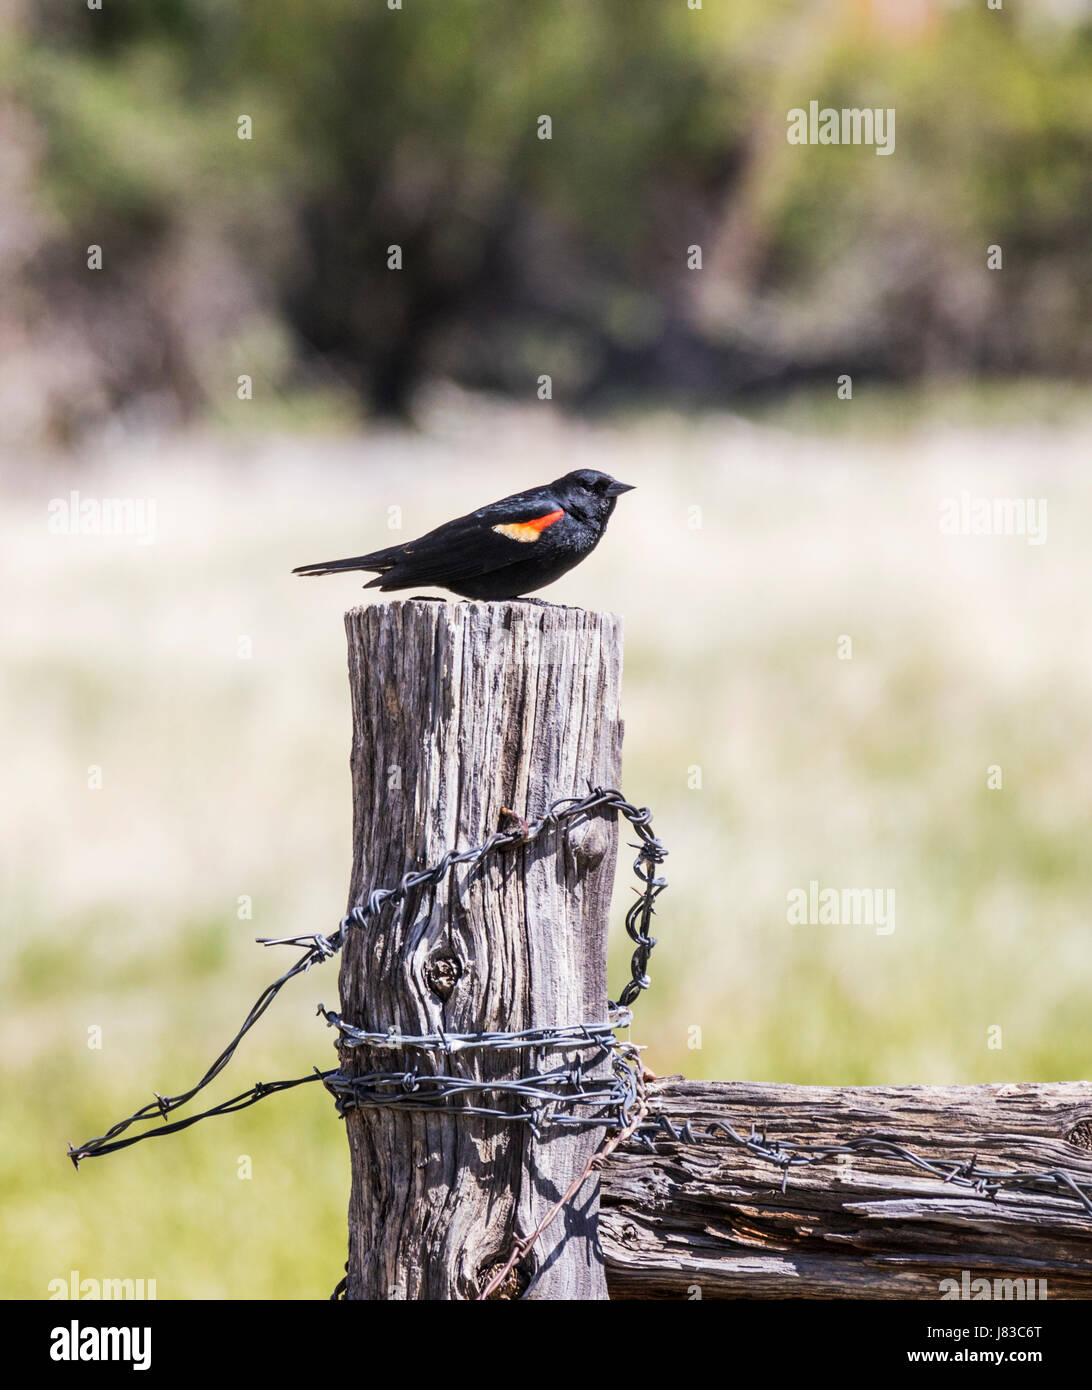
top-left (4, 388), bottom-right (1091, 1298)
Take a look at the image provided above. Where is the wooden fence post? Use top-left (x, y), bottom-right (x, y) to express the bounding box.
top-left (337, 599), bottom-right (624, 1300)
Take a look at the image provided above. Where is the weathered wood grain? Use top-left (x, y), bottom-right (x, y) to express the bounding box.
top-left (339, 599), bottom-right (623, 1299)
top-left (601, 1079), bottom-right (1092, 1299)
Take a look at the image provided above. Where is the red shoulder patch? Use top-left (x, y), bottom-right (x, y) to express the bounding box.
top-left (491, 509), bottom-right (565, 543)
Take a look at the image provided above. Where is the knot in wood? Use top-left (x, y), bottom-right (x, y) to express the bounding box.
top-left (423, 952), bottom-right (462, 1001)
top-left (1066, 1118), bottom-right (1092, 1151)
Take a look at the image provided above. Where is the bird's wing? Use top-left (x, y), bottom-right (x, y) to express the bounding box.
top-left (293, 490), bottom-right (566, 581)
top-left (373, 495), bottom-right (567, 584)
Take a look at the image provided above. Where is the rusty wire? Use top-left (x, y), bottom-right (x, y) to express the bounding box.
top-left (477, 1048), bottom-right (649, 1301)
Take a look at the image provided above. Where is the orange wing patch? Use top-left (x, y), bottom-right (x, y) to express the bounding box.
top-left (491, 509), bottom-right (565, 543)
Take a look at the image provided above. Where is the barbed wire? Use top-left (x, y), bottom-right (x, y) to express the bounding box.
top-left (320, 1007), bottom-right (631, 1055)
top-left (318, 1006), bottom-right (640, 1136)
top-left (632, 1112), bottom-right (1092, 1215)
top-left (66, 774), bottom-right (1090, 1302)
top-left (325, 1035), bottom-right (641, 1137)
top-left (68, 788), bottom-right (665, 1167)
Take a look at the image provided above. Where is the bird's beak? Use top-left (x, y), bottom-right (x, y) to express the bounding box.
top-left (606, 480), bottom-right (635, 497)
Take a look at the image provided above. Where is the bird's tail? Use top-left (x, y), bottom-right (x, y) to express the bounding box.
top-left (292, 548), bottom-right (397, 578)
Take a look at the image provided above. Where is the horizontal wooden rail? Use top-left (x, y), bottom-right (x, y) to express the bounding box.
top-left (601, 1079), bottom-right (1092, 1299)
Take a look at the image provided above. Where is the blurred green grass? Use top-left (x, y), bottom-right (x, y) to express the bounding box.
top-left (3, 388), bottom-right (1091, 1297)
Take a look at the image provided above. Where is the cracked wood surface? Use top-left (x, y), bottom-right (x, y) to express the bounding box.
top-left (339, 599), bottom-right (623, 1299)
top-left (601, 1078), bottom-right (1092, 1299)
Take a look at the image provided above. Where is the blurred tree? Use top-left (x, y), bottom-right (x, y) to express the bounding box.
top-left (4, 0), bottom-right (1090, 440)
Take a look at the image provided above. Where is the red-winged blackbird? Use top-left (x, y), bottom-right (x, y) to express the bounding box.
top-left (293, 469), bottom-right (634, 600)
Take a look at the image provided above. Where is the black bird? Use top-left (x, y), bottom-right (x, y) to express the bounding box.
top-left (293, 469), bottom-right (634, 600)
